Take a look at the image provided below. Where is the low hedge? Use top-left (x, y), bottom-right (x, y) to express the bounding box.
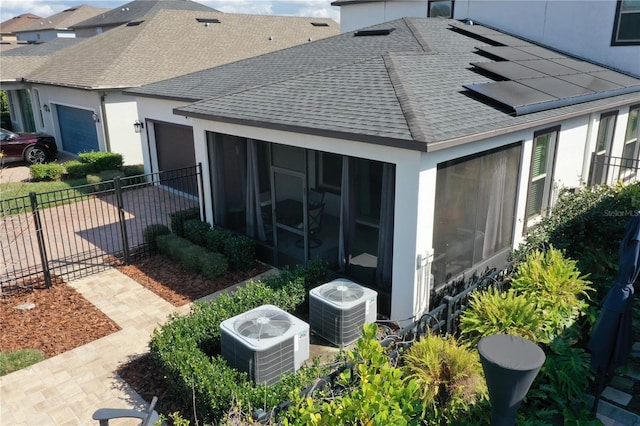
top-left (86, 170), bottom-right (125, 191)
top-left (78, 151), bottom-right (123, 172)
top-left (170, 207), bottom-right (200, 237)
top-left (29, 163), bottom-right (65, 181)
top-left (63, 160), bottom-right (93, 179)
top-left (156, 234), bottom-right (228, 279)
top-left (149, 260), bottom-right (328, 423)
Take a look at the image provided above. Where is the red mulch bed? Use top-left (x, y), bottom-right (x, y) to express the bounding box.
top-left (0, 277), bottom-right (120, 357)
top-left (116, 254), bottom-right (270, 306)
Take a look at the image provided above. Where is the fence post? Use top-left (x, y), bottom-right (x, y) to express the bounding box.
top-left (197, 162), bottom-right (205, 220)
top-left (114, 177), bottom-right (130, 265)
top-left (443, 295), bottom-right (455, 334)
top-left (29, 192), bottom-right (52, 288)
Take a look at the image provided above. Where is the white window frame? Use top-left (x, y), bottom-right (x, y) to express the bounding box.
top-left (526, 126), bottom-right (559, 228)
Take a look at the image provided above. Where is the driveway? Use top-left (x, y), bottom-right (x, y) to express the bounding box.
top-left (1, 152), bottom-right (77, 183)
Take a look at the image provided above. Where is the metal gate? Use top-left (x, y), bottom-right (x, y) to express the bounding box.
top-left (1, 165), bottom-right (203, 292)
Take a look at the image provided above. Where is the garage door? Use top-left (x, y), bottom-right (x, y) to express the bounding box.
top-left (56, 105), bottom-right (99, 155)
top-left (154, 122), bottom-right (197, 195)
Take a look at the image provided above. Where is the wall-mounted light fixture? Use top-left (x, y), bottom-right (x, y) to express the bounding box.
top-left (42, 104), bottom-right (50, 112)
top-left (91, 112), bottom-right (100, 123)
top-left (133, 120), bottom-right (144, 133)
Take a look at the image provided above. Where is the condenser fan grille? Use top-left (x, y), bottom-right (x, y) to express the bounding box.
top-left (320, 284), bottom-right (364, 303)
top-left (235, 309), bottom-right (292, 340)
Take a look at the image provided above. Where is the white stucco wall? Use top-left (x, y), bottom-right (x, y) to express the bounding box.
top-left (337, 0), bottom-right (639, 76)
top-left (29, 85), bottom-right (144, 164)
top-left (454, 0), bottom-right (640, 77)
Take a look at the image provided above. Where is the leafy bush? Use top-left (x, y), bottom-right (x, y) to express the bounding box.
top-left (201, 252), bottom-right (228, 280)
top-left (204, 227), bottom-right (227, 253)
top-left (156, 234), bottom-right (192, 261)
top-left (178, 244), bottom-right (208, 273)
top-left (86, 170), bottom-right (125, 191)
top-left (78, 151), bottom-right (123, 172)
top-left (122, 164), bottom-right (144, 176)
top-left (510, 247), bottom-right (592, 342)
top-left (459, 288), bottom-right (542, 345)
top-left (29, 163), bottom-right (65, 181)
top-left (63, 160), bottom-right (93, 179)
top-left (402, 334), bottom-right (487, 424)
top-left (283, 324), bottom-right (422, 425)
top-left (183, 219), bottom-right (211, 246)
top-left (223, 232), bottom-right (256, 271)
top-left (142, 224), bottom-right (171, 250)
top-left (149, 262), bottom-right (327, 423)
top-left (170, 207), bottom-right (200, 237)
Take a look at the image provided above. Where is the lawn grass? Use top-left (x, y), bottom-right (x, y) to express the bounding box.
top-left (1, 179), bottom-right (91, 213)
top-left (0, 349), bottom-right (45, 376)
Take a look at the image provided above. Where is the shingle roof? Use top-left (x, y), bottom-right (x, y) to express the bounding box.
top-left (154, 18), bottom-right (640, 151)
top-left (0, 39), bottom-right (82, 82)
top-left (0, 14), bottom-right (42, 34)
top-left (14, 5), bottom-right (111, 33)
top-left (71, 0), bottom-right (217, 29)
top-left (21, 10), bottom-right (338, 90)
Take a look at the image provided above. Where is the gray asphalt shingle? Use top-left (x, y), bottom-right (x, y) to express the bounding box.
top-left (131, 18), bottom-right (640, 151)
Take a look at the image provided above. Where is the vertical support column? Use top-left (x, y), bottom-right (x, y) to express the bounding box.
top-left (114, 177), bottom-right (130, 265)
top-left (29, 192), bottom-right (51, 288)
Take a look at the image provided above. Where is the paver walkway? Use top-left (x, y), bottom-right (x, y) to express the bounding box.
top-left (1, 268), bottom-right (640, 425)
top-left (0, 269), bottom-right (190, 425)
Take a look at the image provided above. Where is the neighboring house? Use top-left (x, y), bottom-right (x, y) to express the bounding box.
top-left (333, 0), bottom-right (640, 77)
top-left (126, 18), bottom-right (640, 323)
top-left (0, 10), bottom-right (338, 164)
top-left (71, 0), bottom-right (218, 37)
top-left (13, 5), bottom-right (111, 42)
top-left (0, 13), bottom-right (42, 41)
top-left (0, 39), bottom-right (84, 132)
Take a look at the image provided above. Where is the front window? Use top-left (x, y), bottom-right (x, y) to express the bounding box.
top-left (526, 127), bottom-right (558, 226)
top-left (428, 0), bottom-right (453, 17)
top-left (612, 0), bottom-right (640, 45)
top-left (433, 143), bottom-right (521, 286)
top-left (620, 106), bottom-right (640, 179)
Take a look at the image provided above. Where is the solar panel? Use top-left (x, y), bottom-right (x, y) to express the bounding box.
top-left (471, 61), bottom-right (546, 80)
top-left (514, 46), bottom-right (565, 59)
top-left (465, 81), bottom-right (556, 110)
top-left (514, 59), bottom-right (580, 76)
top-left (476, 46), bottom-right (540, 61)
top-left (549, 58), bottom-right (608, 73)
top-left (487, 34), bottom-right (533, 47)
top-left (590, 70), bottom-right (640, 88)
top-left (557, 74), bottom-right (623, 92)
top-left (518, 76), bottom-right (594, 98)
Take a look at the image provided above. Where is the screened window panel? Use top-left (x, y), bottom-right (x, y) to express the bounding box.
top-left (596, 115), bottom-right (616, 154)
top-left (526, 179), bottom-right (545, 219)
top-left (433, 143), bottom-right (521, 285)
top-left (531, 136), bottom-right (549, 177)
top-left (619, 13), bottom-right (640, 41)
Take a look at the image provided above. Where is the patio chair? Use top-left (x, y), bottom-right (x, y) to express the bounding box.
top-left (92, 396), bottom-right (159, 426)
top-left (296, 202), bottom-right (325, 248)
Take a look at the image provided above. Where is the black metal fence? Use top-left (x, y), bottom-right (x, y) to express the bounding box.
top-left (588, 154), bottom-right (640, 186)
top-left (1, 165), bottom-right (203, 293)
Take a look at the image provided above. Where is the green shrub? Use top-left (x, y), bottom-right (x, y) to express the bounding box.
top-left (510, 247), bottom-right (592, 342)
top-left (459, 288), bottom-right (543, 345)
top-left (284, 323), bottom-right (421, 425)
top-left (86, 170), bottom-right (125, 191)
top-left (143, 224), bottom-right (171, 250)
top-left (122, 164), bottom-right (145, 176)
top-left (156, 234), bottom-right (192, 261)
top-left (402, 333), bottom-right (487, 423)
top-left (178, 244), bottom-right (208, 273)
top-left (63, 160), bottom-right (93, 179)
top-left (29, 163), bottom-right (65, 181)
top-left (79, 151), bottom-right (123, 172)
top-left (223, 233), bottom-right (256, 271)
top-left (170, 207), bottom-right (200, 237)
top-left (183, 219), bottom-right (211, 246)
top-left (200, 251), bottom-right (228, 280)
top-left (204, 227), bottom-right (227, 253)
top-left (0, 349), bottom-right (45, 375)
top-left (149, 262), bottom-right (326, 423)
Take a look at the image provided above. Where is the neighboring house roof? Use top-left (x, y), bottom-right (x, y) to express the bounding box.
top-left (331, 0), bottom-right (385, 5)
top-left (0, 13), bottom-right (42, 35)
top-left (127, 18), bottom-right (640, 152)
top-left (14, 5), bottom-right (111, 33)
top-left (0, 39), bottom-right (82, 82)
top-left (71, 0), bottom-right (218, 29)
top-left (22, 10), bottom-right (338, 90)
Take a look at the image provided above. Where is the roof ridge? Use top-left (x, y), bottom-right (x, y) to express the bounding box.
top-left (403, 17), bottom-right (434, 53)
top-left (383, 52), bottom-right (434, 144)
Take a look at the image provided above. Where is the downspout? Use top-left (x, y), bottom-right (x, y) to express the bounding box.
top-left (100, 92), bottom-right (112, 152)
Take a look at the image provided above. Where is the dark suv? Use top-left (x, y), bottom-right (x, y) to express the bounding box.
top-left (0, 128), bottom-right (58, 164)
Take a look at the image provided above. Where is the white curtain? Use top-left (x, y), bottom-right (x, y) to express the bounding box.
top-left (245, 139), bottom-right (266, 241)
top-left (482, 152), bottom-right (507, 258)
